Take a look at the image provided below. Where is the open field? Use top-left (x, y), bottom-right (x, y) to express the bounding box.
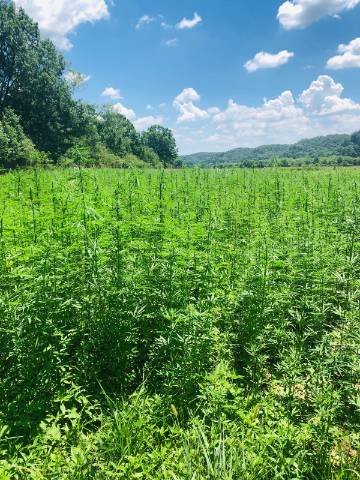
top-left (0, 167), bottom-right (359, 479)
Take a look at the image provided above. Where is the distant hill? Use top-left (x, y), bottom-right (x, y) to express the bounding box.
top-left (182, 134), bottom-right (360, 167)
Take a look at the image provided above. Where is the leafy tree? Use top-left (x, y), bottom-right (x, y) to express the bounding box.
top-left (350, 130), bottom-right (360, 147)
top-left (96, 109), bottom-right (143, 158)
top-left (0, 0), bottom-right (91, 158)
top-left (142, 146), bottom-right (161, 167)
top-left (0, 108), bottom-right (38, 169)
top-left (142, 125), bottom-right (179, 167)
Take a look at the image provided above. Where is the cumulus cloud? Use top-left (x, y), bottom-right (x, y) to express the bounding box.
top-left (244, 50), bottom-right (294, 72)
top-left (175, 75), bottom-right (360, 153)
top-left (277, 0), bottom-right (360, 29)
top-left (173, 88), bottom-right (209, 123)
top-left (134, 116), bottom-right (163, 131)
top-left (299, 75), bottom-right (360, 115)
top-left (327, 37), bottom-right (360, 69)
top-left (102, 87), bottom-right (122, 100)
top-left (208, 107), bottom-right (221, 115)
top-left (213, 91), bottom-right (304, 131)
top-left (112, 103), bottom-right (136, 121)
top-left (14, 0), bottom-right (109, 50)
top-left (64, 71), bottom-right (91, 85)
top-left (176, 12), bottom-right (202, 30)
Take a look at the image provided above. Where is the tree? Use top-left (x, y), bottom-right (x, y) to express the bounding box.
top-left (0, 1), bottom-right (90, 158)
top-left (350, 130), bottom-right (360, 147)
top-left (0, 108), bottom-right (37, 169)
top-left (141, 125), bottom-right (179, 167)
top-left (142, 146), bottom-right (161, 167)
top-left (96, 109), bottom-right (143, 158)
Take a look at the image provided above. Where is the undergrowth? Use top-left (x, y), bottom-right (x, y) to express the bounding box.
top-left (0, 167), bottom-right (359, 478)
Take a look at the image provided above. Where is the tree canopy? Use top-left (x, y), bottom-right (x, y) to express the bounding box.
top-left (0, 1), bottom-right (179, 169)
top-left (350, 130), bottom-right (360, 147)
top-left (0, 108), bottom-right (35, 169)
top-left (142, 125), bottom-right (179, 167)
top-left (182, 133), bottom-right (360, 168)
top-left (96, 109), bottom-right (143, 158)
top-left (0, 0), bottom-right (90, 158)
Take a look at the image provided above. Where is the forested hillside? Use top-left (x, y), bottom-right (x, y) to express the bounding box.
top-left (183, 133), bottom-right (360, 167)
top-left (0, 1), bottom-right (180, 170)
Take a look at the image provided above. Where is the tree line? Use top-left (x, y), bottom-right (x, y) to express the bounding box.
top-left (183, 133), bottom-right (360, 168)
top-left (0, 0), bottom-right (180, 170)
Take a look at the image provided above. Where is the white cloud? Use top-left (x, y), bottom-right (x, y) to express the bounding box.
top-left (136, 14), bottom-right (173, 31)
top-left (277, 0), bottom-right (360, 30)
top-left (165, 38), bottom-right (178, 47)
top-left (112, 103), bottom-right (136, 121)
top-left (299, 75), bottom-right (343, 111)
top-left (175, 88), bottom-right (200, 104)
top-left (136, 14), bottom-right (157, 29)
top-left (161, 21), bottom-right (172, 30)
top-left (176, 12), bottom-right (202, 30)
top-left (208, 107), bottom-right (221, 115)
top-left (327, 37), bottom-right (360, 69)
top-left (176, 75), bottom-right (360, 153)
top-left (213, 90), bottom-right (304, 129)
top-left (299, 75), bottom-right (360, 115)
top-left (173, 88), bottom-right (209, 123)
top-left (244, 50), bottom-right (294, 72)
top-left (134, 116), bottom-right (163, 131)
top-left (14, 0), bottom-right (109, 50)
top-left (102, 87), bottom-right (122, 100)
top-left (64, 71), bottom-right (91, 85)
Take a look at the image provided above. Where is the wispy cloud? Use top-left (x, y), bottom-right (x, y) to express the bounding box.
top-left (176, 12), bottom-right (202, 30)
top-left (164, 38), bottom-right (178, 47)
top-left (136, 14), bottom-right (157, 29)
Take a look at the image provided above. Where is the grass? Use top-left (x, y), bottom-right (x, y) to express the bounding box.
top-left (0, 167), bottom-right (359, 479)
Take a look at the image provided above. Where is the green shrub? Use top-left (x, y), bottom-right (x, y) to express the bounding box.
top-left (0, 108), bottom-right (41, 169)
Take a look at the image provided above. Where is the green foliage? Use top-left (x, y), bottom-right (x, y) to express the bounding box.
top-left (0, 1), bottom-right (96, 159)
top-left (183, 133), bottom-right (360, 167)
top-left (0, 167), bottom-right (359, 478)
top-left (97, 109), bottom-right (143, 159)
top-left (0, 108), bottom-right (42, 169)
top-left (141, 145), bottom-right (162, 167)
top-left (59, 142), bottom-right (149, 168)
top-left (0, 2), bottom-right (181, 171)
top-left (350, 130), bottom-right (360, 147)
top-left (142, 125), bottom-right (179, 167)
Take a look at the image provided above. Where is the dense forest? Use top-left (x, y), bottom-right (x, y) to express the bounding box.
top-left (183, 133), bottom-right (360, 168)
top-left (0, 0), bottom-right (180, 170)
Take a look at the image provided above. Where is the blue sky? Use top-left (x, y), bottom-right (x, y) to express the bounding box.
top-left (14, 0), bottom-right (360, 154)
